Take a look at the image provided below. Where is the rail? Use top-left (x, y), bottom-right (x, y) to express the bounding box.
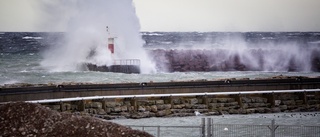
top-left (25, 89), bottom-right (320, 103)
top-left (112, 59), bottom-right (140, 66)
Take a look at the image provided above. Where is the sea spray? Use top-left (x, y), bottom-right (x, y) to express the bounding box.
top-left (151, 32), bottom-right (317, 72)
top-left (38, 0), bottom-right (155, 73)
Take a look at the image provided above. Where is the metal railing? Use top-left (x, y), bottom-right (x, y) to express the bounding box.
top-left (112, 59), bottom-right (140, 66)
top-left (26, 89), bottom-right (320, 103)
top-left (125, 118), bottom-right (320, 137)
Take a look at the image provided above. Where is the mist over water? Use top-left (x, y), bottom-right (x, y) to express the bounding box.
top-left (39, 0), bottom-right (155, 73)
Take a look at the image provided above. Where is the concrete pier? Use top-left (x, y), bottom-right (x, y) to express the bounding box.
top-left (1, 77), bottom-right (320, 103)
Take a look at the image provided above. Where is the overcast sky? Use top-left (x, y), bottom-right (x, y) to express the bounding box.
top-left (0, 0), bottom-right (320, 32)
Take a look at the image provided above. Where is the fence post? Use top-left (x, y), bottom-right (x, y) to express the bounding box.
top-left (207, 118), bottom-right (212, 137)
top-left (157, 126), bottom-right (160, 137)
top-left (271, 119), bottom-right (275, 137)
top-left (268, 119), bottom-right (278, 137)
top-left (201, 118), bottom-right (206, 137)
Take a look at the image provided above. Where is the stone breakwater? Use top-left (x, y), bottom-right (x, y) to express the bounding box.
top-left (44, 92), bottom-right (320, 119)
top-left (148, 49), bottom-right (320, 72)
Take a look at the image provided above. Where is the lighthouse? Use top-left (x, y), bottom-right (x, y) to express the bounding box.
top-left (108, 37), bottom-right (115, 54)
top-left (107, 26), bottom-right (115, 54)
top-left (86, 26), bottom-right (141, 74)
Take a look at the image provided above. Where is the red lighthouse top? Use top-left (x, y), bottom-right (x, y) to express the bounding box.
top-left (106, 26), bottom-right (115, 54)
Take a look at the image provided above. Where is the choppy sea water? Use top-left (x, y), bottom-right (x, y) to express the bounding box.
top-left (1, 32), bottom-right (320, 86)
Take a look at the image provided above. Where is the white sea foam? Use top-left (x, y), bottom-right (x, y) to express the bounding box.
top-left (22, 36), bottom-right (43, 40)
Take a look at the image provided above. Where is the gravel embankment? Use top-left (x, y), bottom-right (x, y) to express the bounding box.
top-left (0, 102), bottom-right (153, 137)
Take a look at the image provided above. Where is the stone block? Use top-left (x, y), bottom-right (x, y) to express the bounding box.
top-left (114, 106), bottom-right (122, 112)
top-left (171, 98), bottom-right (181, 104)
top-left (121, 106), bottom-right (128, 112)
top-left (251, 97), bottom-right (267, 103)
top-left (138, 100), bottom-right (156, 106)
top-left (242, 103), bottom-right (249, 109)
top-left (246, 109), bottom-right (255, 114)
top-left (239, 109), bottom-right (247, 114)
top-left (216, 98), bottom-right (229, 103)
top-left (173, 105), bottom-right (183, 109)
top-left (296, 100), bottom-right (304, 105)
top-left (156, 109), bottom-right (171, 117)
top-left (138, 106), bottom-right (146, 112)
top-left (281, 100), bottom-right (296, 106)
top-left (220, 107), bottom-right (230, 111)
top-left (275, 100), bottom-right (281, 106)
top-left (192, 104), bottom-right (207, 109)
top-left (228, 109), bottom-right (239, 114)
top-left (241, 97), bottom-right (252, 103)
top-left (48, 105), bottom-right (60, 110)
top-left (264, 108), bottom-right (272, 113)
top-left (208, 103), bottom-right (217, 109)
top-left (105, 102), bottom-right (121, 108)
top-left (226, 102), bottom-right (239, 107)
top-left (150, 105), bottom-right (157, 112)
top-left (210, 98), bottom-right (218, 103)
top-left (187, 98), bottom-right (198, 104)
top-left (279, 105), bottom-right (288, 111)
top-left (97, 108), bottom-right (106, 115)
top-left (71, 105), bottom-right (78, 110)
top-left (91, 102), bottom-right (102, 109)
top-left (249, 103), bottom-right (266, 108)
top-left (61, 103), bottom-right (71, 111)
top-left (184, 104), bottom-right (192, 109)
top-left (206, 111), bottom-right (220, 115)
top-left (155, 100), bottom-right (164, 105)
top-left (216, 103), bottom-right (225, 107)
top-left (271, 107), bottom-right (281, 113)
top-left (254, 108), bottom-right (265, 113)
top-left (308, 100), bottom-right (320, 105)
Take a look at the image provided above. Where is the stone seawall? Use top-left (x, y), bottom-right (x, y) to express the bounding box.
top-left (43, 92), bottom-right (320, 119)
top-left (148, 49), bottom-right (320, 72)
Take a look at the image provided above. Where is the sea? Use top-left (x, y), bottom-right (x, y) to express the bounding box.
top-left (1, 32), bottom-right (320, 86)
top-left (1, 32), bottom-right (320, 136)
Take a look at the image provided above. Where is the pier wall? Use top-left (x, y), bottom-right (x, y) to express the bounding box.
top-left (1, 80), bottom-right (319, 103)
top-left (43, 92), bottom-right (320, 119)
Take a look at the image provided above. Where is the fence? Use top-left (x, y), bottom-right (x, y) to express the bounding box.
top-left (127, 118), bottom-right (320, 137)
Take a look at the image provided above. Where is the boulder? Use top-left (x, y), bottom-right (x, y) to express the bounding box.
top-left (138, 100), bottom-right (155, 106)
top-left (91, 102), bottom-right (102, 109)
top-left (271, 107), bottom-right (281, 113)
top-left (150, 105), bottom-right (157, 112)
top-left (279, 105), bottom-right (288, 111)
top-left (105, 102), bottom-right (121, 108)
top-left (155, 100), bottom-right (164, 105)
top-left (192, 104), bottom-right (207, 109)
top-left (281, 100), bottom-right (296, 106)
top-left (246, 109), bottom-right (255, 114)
top-left (228, 109), bottom-right (239, 114)
top-left (120, 106), bottom-right (128, 112)
top-left (156, 110), bottom-right (171, 117)
top-left (241, 97), bottom-right (252, 103)
top-left (138, 106), bottom-right (146, 112)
